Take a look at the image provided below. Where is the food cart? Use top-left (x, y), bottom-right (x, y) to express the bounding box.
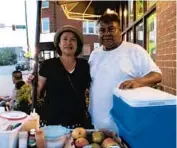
top-left (0, 86), bottom-right (176, 148)
top-left (0, 1), bottom-right (176, 148)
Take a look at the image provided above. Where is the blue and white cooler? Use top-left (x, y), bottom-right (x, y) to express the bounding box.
top-left (111, 87), bottom-right (176, 148)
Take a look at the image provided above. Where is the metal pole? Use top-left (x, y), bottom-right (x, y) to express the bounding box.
top-left (24, 0), bottom-right (29, 52)
top-left (31, 0), bottom-right (41, 111)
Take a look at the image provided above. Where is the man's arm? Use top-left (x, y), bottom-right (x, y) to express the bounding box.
top-left (119, 72), bottom-right (162, 89)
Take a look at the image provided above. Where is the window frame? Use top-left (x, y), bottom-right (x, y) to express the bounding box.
top-left (121, 2), bottom-right (156, 49)
top-left (82, 20), bottom-right (97, 35)
top-left (42, 1), bottom-right (49, 9)
top-left (41, 17), bottom-right (50, 33)
top-left (135, 21), bottom-right (144, 47)
top-left (146, 11), bottom-right (157, 61)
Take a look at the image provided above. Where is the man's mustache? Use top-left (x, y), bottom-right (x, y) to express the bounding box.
top-left (102, 36), bottom-right (113, 40)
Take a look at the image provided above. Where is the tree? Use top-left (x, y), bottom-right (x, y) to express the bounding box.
top-left (0, 49), bottom-right (17, 65)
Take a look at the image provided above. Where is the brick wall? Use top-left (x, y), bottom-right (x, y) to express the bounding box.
top-left (156, 1), bottom-right (176, 95)
top-left (41, 1), bottom-right (56, 32)
top-left (55, 4), bottom-right (99, 51)
top-left (41, 2), bottom-right (99, 52)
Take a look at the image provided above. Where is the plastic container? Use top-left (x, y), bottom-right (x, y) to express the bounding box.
top-left (111, 87), bottom-right (176, 148)
top-left (41, 125), bottom-right (70, 148)
top-left (23, 109), bottom-right (39, 131)
top-left (19, 131), bottom-right (28, 148)
top-left (0, 122), bottom-right (23, 148)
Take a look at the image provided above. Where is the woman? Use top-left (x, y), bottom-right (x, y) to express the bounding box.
top-left (28, 25), bottom-right (92, 128)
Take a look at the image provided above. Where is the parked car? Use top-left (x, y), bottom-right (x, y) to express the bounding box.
top-left (15, 61), bottom-right (30, 71)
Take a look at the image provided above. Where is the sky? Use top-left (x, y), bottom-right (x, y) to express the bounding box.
top-left (0, 0), bottom-right (37, 55)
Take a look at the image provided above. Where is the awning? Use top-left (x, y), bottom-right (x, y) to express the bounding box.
top-left (57, 1), bottom-right (122, 20)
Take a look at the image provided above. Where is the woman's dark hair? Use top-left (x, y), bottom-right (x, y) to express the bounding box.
top-left (97, 12), bottom-right (120, 26)
top-left (55, 31), bottom-right (83, 57)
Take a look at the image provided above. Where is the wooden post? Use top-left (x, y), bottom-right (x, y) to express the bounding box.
top-left (32, 1), bottom-right (42, 111)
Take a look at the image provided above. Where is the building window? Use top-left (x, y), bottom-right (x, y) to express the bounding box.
top-left (83, 21), bottom-right (97, 34)
top-left (123, 7), bottom-right (128, 30)
top-left (42, 1), bottom-right (49, 9)
top-left (122, 1), bottom-right (156, 59)
top-left (94, 43), bottom-right (100, 49)
top-left (88, 22), bottom-right (95, 34)
top-left (128, 29), bottom-right (133, 43)
top-left (136, 0), bottom-right (144, 20)
top-left (83, 22), bottom-right (87, 34)
top-left (147, 1), bottom-right (156, 10)
top-left (135, 22), bottom-right (144, 47)
top-left (128, 0), bottom-right (134, 26)
top-left (146, 12), bottom-right (156, 61)
top-left (41, 18), bottom-right (50, 33)
top-left (119, 6), bottom-right (123, 30)
top-left (123, 33), bottom-right (127, 41)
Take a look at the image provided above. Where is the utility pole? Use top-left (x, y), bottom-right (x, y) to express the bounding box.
top-left (24, 0), bottom-right (30, 53)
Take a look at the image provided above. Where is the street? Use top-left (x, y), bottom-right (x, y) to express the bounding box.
top-left (0, 65), bottom-right (30, 96)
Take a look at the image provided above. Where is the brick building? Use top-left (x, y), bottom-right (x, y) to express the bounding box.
top-left (40, 1), bottom-right (99, 58)
top-left (40, 1), bottom-right (176, 95)
top-left (156, 2), bottom-right (176, 95)
top-left (118, 1), bottom-right (176, 95)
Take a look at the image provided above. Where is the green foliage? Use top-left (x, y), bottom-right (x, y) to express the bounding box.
top-left (15, 84), bottom-right (32, 114)
top-left (0, 49), bottom-right (17, 65)
top-left (16, 84), bottom-right (32, 103)
top-left (15, 84), bottom-right (44, 114)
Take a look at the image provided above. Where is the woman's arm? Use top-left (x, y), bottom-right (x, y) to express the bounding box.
top-left (27, 74), bottom-right (46, 98)
top-left (38, 76), bottom-right (46, 98)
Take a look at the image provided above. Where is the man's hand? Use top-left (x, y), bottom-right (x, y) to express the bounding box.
top-left (26, 73), bottom-right (34, 84)
top-left (119, 72), bottom-right (162, 89)
top-left (119, 79), bottom-right (144, 89)
top-left (0, 96), bottom-right (11, 101)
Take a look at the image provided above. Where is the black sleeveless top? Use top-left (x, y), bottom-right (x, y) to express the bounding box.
top-left (39, 57), bottom-right (91, 126)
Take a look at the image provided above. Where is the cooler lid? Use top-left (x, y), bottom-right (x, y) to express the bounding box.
top-left (113, 87), bottom-right (176, 107)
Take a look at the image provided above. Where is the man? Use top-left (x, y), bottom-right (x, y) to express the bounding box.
top-left (88, 11), bottom-right (162, 133)
top-left (12, 70), bottom-right (24, 83)
top-left (11, 70), bottom-right (25, 96)
top-left (6, 71), bottom-right (25, 110)
top-left (0, 71), bottom-right (23, 101)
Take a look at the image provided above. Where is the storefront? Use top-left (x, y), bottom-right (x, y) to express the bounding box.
top-left (120, 1), bottom-right (156, 61)
top-left (118, 1), bottom-right (176, 95)
top-left (37, 1), bottom-right (176, 94)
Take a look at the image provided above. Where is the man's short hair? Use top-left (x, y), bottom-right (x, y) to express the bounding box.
top-left (12, 70), bottom-right (22, 80)
top-left (97, 11), bottom-right (120, 25)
